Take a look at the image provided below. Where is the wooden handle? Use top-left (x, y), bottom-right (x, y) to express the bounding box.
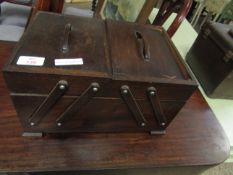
top-left (120, 85), bottom-right (147, 127)
top-left (147, 87), bottom-right (167, 128)
top-left (62, 23), bottom-right (72, 53)
top-left (135, 31), bottom-right (150, 61)
top-left (28, 80), bottom-right (68, 126)
top-left (56, 82), bottom-right (100, 126)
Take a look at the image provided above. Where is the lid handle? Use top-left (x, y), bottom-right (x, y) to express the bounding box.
top-left (135, 31), bottom-right (150, 61)
top-left (62, 23), bottom-right (72, 53)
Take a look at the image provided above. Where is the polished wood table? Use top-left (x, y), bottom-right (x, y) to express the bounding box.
top-left (0, 41), bottom-right (230, 172)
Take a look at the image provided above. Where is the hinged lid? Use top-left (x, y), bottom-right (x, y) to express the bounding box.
top-left (6, 12), bottom-right (111, 78)
top-left (3, 12), bottom-right (196, 97)
top-left (106, 20), bottom-right (190, 82)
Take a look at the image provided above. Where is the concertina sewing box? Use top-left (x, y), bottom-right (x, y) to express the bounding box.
top-left (3, 12), bottom-right (197, 135)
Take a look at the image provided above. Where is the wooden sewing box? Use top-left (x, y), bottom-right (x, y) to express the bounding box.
top-left (3, 12), bottom-right (197, 135)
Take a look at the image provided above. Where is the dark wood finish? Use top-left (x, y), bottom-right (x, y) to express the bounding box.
top-left (0, 38), bottom-right (231, 167)
top-left (136, 0), bottom-right (159, 24)
top-left (105, 20), bottom-right (191, 80)
top-left (186, 21), bottom-right (233, 99)
top-left (0, 40), bottom-right (230, 171)
top-left (147, 87), bottom-right (167, 127)
top-left (35, 0), bottom-right (64, 13)
top-left (94, 0), bottom-right (158, 24)
top-left (152, 0), bottom-right (193, 37)
top-left (3, 12), bottom-right (197, 134)
top-left (10, 95), bottom-right (186, 133)
top-left (28, 80), bottom-right (68, 126)
top-left (120, 85), bottom-right (147, 127)
top-left (55, 82), bottom-right (100, 125)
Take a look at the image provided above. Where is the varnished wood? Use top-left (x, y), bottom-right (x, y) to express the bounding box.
top-left (3, 13), bottom-right (197, 134)
top-left (136, 0), bottom-right (159, 24)
top-left (35, 0), bottom-right (64, 13)
top-left (0, 41), bottom-right (230, 172)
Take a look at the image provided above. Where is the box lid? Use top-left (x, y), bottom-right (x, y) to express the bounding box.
top-left (106, 20), bottom-right (189, 82)
top-left (7, 12), bottom-right (111, 78)
top-left (5, 12), bottom-right (191, 82)
top-left (3, 12), bottom-right (196, 98)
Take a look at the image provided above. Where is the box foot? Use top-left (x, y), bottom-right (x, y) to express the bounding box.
top-left (150, 130), bottom-right (166, 135)
top-left (22, 132), bottom-right (44, 137)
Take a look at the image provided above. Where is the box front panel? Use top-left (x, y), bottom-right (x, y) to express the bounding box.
top-left (11, 95), bottom-right (185, 133)
top-left (4, 72), bottom-right (195, 101)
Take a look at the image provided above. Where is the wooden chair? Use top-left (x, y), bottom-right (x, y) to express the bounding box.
top-left (152, 0), bottom-right (193, 37)
top-left (35, 0), bottom-right (64, 13)
top-left (94, 0), bottom-right (158, 24)
top-left (94, 0), bottom-right (192, 37)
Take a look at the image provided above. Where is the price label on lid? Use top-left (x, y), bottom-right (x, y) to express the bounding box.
top-left (17, 56), bottom-right (45, 66)
top-left (54, 58), bottom-right (84, 66)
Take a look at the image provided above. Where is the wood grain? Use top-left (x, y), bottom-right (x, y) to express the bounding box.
top-left (3, 13), bottom-right (197, 134)
top-left (0, 41), bottom-right (230, 172)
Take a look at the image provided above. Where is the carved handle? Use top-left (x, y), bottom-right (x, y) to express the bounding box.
top-left (62, 23), bottom-right (72, 53)
top-left (135, 31), bottom-right (150, 61)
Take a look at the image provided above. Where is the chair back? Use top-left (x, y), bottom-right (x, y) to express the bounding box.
top-left (94, 0), bottom-right (157, 24)
top-left (152, 0), bottom-right (193, 37)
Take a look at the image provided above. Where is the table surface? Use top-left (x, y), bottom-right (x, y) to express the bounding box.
top-left (0, 41), bottom-right (230, 172)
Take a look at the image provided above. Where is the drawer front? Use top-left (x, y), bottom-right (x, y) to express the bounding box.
top-left (5, 72), bottom-right (196, 101)
top-left (11, 95), bottom-right (185, 133)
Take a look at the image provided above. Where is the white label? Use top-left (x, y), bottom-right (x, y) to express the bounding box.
top-left (55, 58), bottom-right (83, 66)
top-left (17, 56), bottom-right (45, 66)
